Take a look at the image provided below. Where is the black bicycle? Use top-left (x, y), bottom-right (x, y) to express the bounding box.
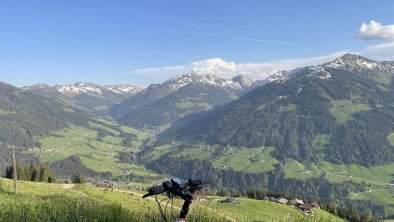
top-left (143, 178), bottom-right (211, 222)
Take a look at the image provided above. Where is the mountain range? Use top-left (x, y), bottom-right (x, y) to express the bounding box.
top-left (0, 81), bottom-right (90, 170)
top-left (1, 53), bottom-right (394, 219)
top-left (25, 82), bottom-right (141, 111)
top-left (109, 71), bottom-right (261, 127)
top-left (167, 54), bottom-right (394, 166)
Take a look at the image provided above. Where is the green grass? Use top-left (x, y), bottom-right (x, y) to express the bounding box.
top-left (353, 189), bottom-right (394, 216)
top-left (283, 159), bottom-right (394, 186)
top-left (387, 133), bottom-right (394, 146)
top-left (330, 99), bottom-right (370, 124)
top-left (0, 179), bottom-right (343, 222)
top-left (282, 159), bottom-right (394, 215)
top-left (0, 179), bottom-right (149, 222)
top-left (161, 144), bottom-right (280, 173)
top-left (89, 121), bottom-right (121, 136)
top-left (146, 143), bottom-right (282, 173)
top-left (208, 197), bottom-right (344, 222)
top-left (312, 134), bottom-right (332, 158)
top-left (283, 159), bottom-right (321, 179)
top-left (175, 101), bottom-right (213, 110)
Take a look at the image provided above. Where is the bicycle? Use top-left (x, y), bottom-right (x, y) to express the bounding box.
top-left (143, 178), bottom-right (211, 222)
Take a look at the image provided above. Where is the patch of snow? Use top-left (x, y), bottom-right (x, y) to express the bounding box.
top-left (57, 83), bottom-right (103, 95)
top-left (266, 66), bottom-right (332, 84)
top-left (323, 53), bottom-right (394, 73)
top-left (105, 85), bottom-right (141, 94)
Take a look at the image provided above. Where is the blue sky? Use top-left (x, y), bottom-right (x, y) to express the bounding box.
top-left (1, 0), bottom-right (394, 87)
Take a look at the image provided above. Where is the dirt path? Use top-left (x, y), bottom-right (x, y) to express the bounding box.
top-left (351, 188), bottom-right (392, 199)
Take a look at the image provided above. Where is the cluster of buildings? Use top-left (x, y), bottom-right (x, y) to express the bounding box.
top-left (276, 198), bottom-right (320, 215)
top-left (199, 194), bottom-right (320, 215)
top-left (95, 179), bottom-right (120, 189)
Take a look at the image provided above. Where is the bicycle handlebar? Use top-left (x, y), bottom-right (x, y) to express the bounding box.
top-left (197, 178), bottom-right (212, 185)
top-left (142, 178), bottom-right (212, 199)
top-left (142, 185), bottom-right (166, 198)
top-left (143, 177), bottom-right (212, 221)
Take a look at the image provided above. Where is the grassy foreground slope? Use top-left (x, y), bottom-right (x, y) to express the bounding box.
top-left (0, 179), bottom-right (343, 222)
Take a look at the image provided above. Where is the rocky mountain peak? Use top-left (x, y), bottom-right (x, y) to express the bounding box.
top-left (231, 75), bottom-right (254, 88)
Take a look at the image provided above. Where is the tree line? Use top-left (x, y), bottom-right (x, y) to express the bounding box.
top-left (4, 163), bottom-right (56, 183)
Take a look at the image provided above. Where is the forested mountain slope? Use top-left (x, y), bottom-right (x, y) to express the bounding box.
top-left (0, 81), bottom-right (90, 171)
top-left (110, 72), bottom-right (257, 128)
top-left (169, 54), bottom-right (394, 166)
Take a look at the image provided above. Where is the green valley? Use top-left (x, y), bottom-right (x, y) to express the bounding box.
top-left (32, 119), bottom-right (156, 178)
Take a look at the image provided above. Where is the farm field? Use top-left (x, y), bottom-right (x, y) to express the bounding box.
top-left (0, 179), bottom-right (343, 222)
top-left (33, 121), bottom-right (155, 178)
top-left (329, 99), bottom-right (371, 124)
top-left (146, 143), bottom-right (393, 188)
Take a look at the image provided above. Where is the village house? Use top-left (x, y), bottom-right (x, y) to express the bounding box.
top-left (300, 204), bottom-right (314, 215)
top-left (97, 180), bottom-right (119, 189)
top-left (289, 199), bottom-right (304, 207)
top-left (276, 197), bottom-right (288, 205)
top-left (311, 202), bottom-right (320, 209)
top-left (217, 196), bottom-right (242, 205)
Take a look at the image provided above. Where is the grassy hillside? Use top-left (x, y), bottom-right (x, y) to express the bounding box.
top-left (0, 179), bottom-right (343, 222)
top-left (169, 57), bottom-right (394, 167)
top-left (142, 142), bottom-right (394, 216)
top-left (31, 119), bottom-right (156, 179)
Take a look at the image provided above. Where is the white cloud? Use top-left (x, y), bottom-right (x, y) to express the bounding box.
top-left (131, 52), bottom-right (347, 83)
top-left (131, 20), bottom-right (394, 86)
top-left (361, 41), bottom-right (394, 61)
top-left (356, 20), bottom-right (394, 60)
top-left (358, 20), bottom-right (394, 40)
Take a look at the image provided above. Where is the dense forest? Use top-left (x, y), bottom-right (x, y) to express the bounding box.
top-left (49, 155), bottom-right (111, 179)
top-left (0, 82), bottom-right (89, 148)
top-left (5, 163), bottom-right (56, 183)
top-left (169, 67), bottom-right (394, 166)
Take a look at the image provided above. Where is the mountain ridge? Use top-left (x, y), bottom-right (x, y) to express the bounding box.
top-left (165, 54), bottom-right (394, 166)
top-left (25, 82), bottom-right (142, 111)
top-left (109, 72), bottom-right (259, 127)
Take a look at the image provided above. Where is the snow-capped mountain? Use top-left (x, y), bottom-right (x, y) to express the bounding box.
top-left (109, 72), bottom-right (259, 127)
top-left (54, 82), bottom-right (141, 96)
top-left (169, 53), bottom-right (394, 168)
top-left (56, 82), bottom-right (103, 95)
top-left (165, 71), bottom-right (255, 93)
top-left (324, 53), bottom-right (394, 73)
top-left (266, 66), bottom-right (331, 83)
top-left (26, 83), bottom-right (142, 111)
top-left (265, 53), bottom-right (394, 84)
top-left (104, 84), bottom-right (141, 94)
